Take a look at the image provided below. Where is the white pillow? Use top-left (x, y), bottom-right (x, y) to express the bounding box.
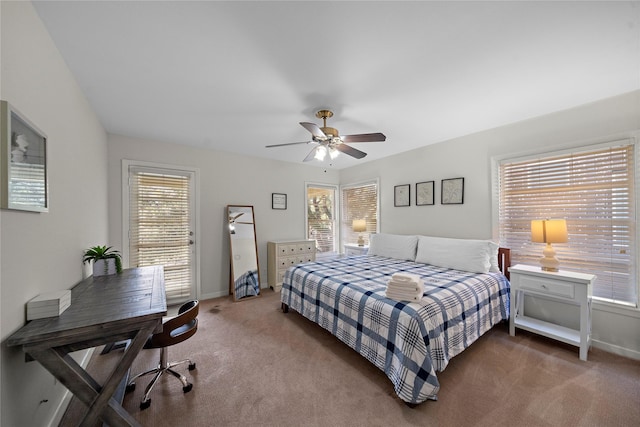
top-left (415, 236), bottom-right (497, 274)
top-left (488, 241), bottom-right (500, 273)
top-left (368, 233), bottom-right (418, 261)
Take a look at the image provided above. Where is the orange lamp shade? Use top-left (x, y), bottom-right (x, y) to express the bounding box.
top-left (531, 219), bottom-right (568, 244)
top-left (352, 219), bottom-right (367, 233)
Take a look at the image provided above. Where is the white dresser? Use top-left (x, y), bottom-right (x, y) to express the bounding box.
top-left (267, 240), bottom-right (316, 291)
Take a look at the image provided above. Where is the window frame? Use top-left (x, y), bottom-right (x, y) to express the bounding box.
top-left (304, 182), bottom-right (339, 258)
top-left (340, 178), bottom-right (381, 251)
top-left (492, 136), bottom-right (640, 309)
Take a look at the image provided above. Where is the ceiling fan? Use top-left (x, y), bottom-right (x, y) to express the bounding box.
top-left (266, 110), bottom-right (386, 162)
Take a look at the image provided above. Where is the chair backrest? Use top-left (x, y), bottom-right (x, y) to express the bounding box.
top-left (148, 300), bottom-right (199, 349)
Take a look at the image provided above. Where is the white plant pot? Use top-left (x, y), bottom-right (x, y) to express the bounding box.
top-left (93, 259), bottom-right (117, 276)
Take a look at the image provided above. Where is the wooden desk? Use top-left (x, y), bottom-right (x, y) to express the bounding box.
top-left (6, 266), bottom-right (167, 427)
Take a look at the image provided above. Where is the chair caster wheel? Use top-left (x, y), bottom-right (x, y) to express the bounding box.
top-left (140, 399), bottom-right (151, 410)
top-left (188, 362), bottom-right (196, 371)
top-left (126, 383), bottom-right (135, 393)
top-left (183, 383), bottom-right (193, 393)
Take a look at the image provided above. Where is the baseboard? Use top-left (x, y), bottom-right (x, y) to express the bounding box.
top-left (200, 284), bottom-right (269, 301)
top-left (200, 290), bottom-right (231, 300)
top-left (45, 347), bottom-right (95, 427)
top-left (592, 339), bottom-right (640, 361)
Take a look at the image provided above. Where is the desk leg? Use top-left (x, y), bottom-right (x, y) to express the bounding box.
top-left (26, 322), bottom-right (158, 427)
top-left (83, 323), bottom-right (156, 426)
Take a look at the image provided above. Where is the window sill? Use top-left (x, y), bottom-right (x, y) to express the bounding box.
top-left (592, 298), bottom-right (640, 319)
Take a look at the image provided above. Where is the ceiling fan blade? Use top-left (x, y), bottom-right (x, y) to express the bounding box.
top-left (303, 146), bottom-right (319, 162)
top-left (340, 133), bottom-right (386, 143)
top-left (336, 143), bottom-right (367, 159)
top-left (300, 122), bottom-right (326, 139)
top-left (265, 141), bottom-right (311, 148)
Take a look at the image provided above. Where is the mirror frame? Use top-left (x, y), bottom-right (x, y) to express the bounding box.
top-left (227, 205), bottom-right (261, 301)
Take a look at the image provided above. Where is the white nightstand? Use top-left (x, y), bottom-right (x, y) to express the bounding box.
top-left (509, 264), bottom-right (596, 361)
top-left (344, 243), bottom-right (369, 256)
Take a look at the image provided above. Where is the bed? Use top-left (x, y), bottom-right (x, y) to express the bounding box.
top-left (280, 233), bottom-right (511, 405)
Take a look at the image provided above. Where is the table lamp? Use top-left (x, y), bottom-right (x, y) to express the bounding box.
top-left (531, 219), bottom-right (568, 272)
top-left (352, 219), bottom-right (367, 246)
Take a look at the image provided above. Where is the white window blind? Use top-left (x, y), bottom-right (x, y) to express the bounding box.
top-left (499, 141), bottom-right (637, 306)
top-left (341, 181), bottom-right (378, 247)
top-left (129, 169), bottom-right (193, 302)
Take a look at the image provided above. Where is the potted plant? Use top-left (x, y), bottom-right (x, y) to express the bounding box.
top-left (83, 245), bottom-right (123, 276)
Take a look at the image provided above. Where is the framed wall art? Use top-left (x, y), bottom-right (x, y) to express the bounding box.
top-left (441, 177), bottom-right (464, 205)
top-left (394, 184), bottom-right (410, 207)
top-left (1, 100), bottom-right (48, 212)
top-left (272, 193), bottom-right (287, 210)
top-left (416, 181), bottom-right (434, 206)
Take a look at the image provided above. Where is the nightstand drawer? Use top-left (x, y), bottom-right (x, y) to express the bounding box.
top-left (519, 275), bottom-right (574, 299)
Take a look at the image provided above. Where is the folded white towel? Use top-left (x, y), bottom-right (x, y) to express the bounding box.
top-left (386, 286), bottom-right (423, 299)
top-left (391, 273), bottom-right (421, 283)
top-left (387, 280), bottom-right (424, 293)
top-left (385, 290), bottom-right (422, 302)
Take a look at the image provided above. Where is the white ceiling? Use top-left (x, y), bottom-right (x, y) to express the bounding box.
top-left (32, 1), bottom-right (640, 169)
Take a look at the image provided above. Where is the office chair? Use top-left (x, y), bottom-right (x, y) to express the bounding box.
top-left (126, 300), bottom-right (199, 409)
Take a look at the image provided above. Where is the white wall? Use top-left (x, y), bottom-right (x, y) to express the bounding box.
top-left (107, 134), bottom-right (339, 300)
top-left (0, 2), bottom-right (109, 426)
top-left (340, 90), bottom-right (640, 359)
top-left (1, 3), bottom-right (638, 426)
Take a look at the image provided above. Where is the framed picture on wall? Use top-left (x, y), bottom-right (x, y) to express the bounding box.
top-left (416, 181), bottom-right (435, 206)
top-left (272, 193), bottom-right (287, 210)
top-left (0, 100), bottom-right (48, 212)
top-left (394, 184), bottom-right (410, 207)
top-left (441, 177), bottom-right (464, 205)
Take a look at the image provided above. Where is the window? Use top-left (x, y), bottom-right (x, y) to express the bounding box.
top-left (341, 179), bottom-right (379, 248)
top-left (306, 183), bottom-right (338, 256)
top-left (127, 164), bottom-right (197, 304)
top-left (498, 140), bottom-right (637, 306)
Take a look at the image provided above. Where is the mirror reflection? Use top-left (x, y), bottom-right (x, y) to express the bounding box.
top-left (227, 205), bottom-right (261, 301)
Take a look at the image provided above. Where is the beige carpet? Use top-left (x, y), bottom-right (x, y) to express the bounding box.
top-left (61, 290), bottom-right (640, 427)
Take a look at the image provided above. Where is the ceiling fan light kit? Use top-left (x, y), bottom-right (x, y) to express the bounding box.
top-left (265, 109), bottom-right (386, 163)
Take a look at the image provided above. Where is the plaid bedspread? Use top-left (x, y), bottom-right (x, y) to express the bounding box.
top-left (234, 269), bottom-right (260, 299)
top-left (280, 255), bottom-right (510, 404)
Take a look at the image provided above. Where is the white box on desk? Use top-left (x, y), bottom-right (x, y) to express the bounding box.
top-left (27, 290), bottom-right (71, 320)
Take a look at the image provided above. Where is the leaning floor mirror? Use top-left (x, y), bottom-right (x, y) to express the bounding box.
top-left (227, 205), bottom-right (261, 301)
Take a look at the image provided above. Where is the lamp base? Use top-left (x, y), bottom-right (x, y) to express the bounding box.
top-left (539, 243), bottom-right (560, 272)
top-left (357, 235), bottom-right (365, 247)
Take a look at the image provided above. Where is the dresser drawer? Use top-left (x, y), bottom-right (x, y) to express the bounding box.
top-left (282, 244), bottom-right (298, 255)
top-left (278, 255), bottom-right (298, 269)
top-left (297, 254), bottom-right (314, 263)
top-left (296, 242), bottom-right (315, 253)
top-left (519, 275), bottom-right (575, 299)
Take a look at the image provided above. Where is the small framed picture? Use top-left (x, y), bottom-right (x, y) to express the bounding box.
top-left (272, 193), bottom-right (287, 210)
top-left (394, 184), bottom-right (410, 207)
top-left (1, 100), bottom-right (48, 212)
top-left (441, 178), bottom-right (464, 205)
top-left (416, 181), bottom-right (435, 206)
